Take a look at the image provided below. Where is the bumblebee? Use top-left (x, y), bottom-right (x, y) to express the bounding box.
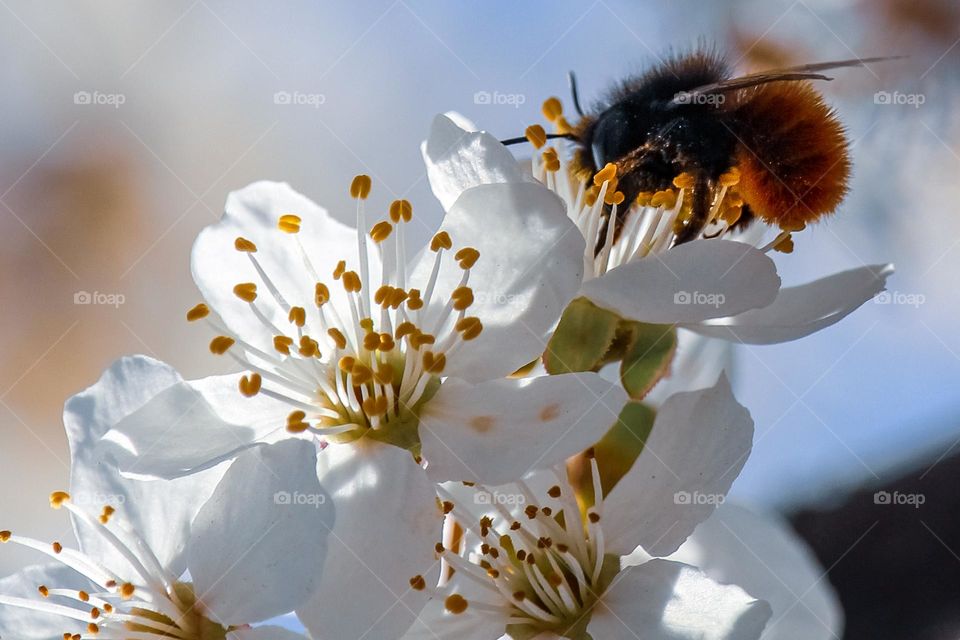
top-left (506, 50), bottom-right (893, 246)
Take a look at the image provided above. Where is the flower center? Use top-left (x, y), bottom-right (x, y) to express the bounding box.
top-left (410, 458), bottom-right (620, 639)
top-left (189, 176), bottom-right (484, 450)
top-left (0, 492), bottom-right (229, 639)
top-left (526, 99), bottom-right (797, 278)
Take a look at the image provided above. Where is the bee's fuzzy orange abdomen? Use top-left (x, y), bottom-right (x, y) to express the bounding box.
top-left (734, 82), bottom-right (851, 230)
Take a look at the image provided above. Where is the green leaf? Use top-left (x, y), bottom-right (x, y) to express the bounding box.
top-left (544, 297), bottom-right (622, 374)
top-left (568, 402), bottom-right (656, 509)
top-left (619, 322), bottom-right (677, 400)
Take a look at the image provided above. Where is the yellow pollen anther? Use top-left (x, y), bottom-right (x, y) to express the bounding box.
top-left (351, 362), bottom-right (374, 385)
top-left (342, 271), bottom-right (362, 293)
top-left (350, 174), bottom-right (372, 199)
top-left (233, 282), bottom-right (258, 303)
top-left (605, 190), bottom-right (626, 206)
top-left (594, 162), bottom-right (618, 186)
top-left (409, 575), bottom-right (426, 591)
top-left (455, 316), bottom-right (483, 340)
top-left (364, 331), bottom-right (382, 351)
top-left (430, 231), bottom-right (452, 252)
top-left (542, 97), bottom-right (563, 122)
top-left (370, 220), bottom-right (393, 243)
top-left (287, 410), bottom-right (309, 433)
top-left (362, 395), bottom-right (389, 417)
top-left (278, 214), bottom-right (301, 234)
top-left (410, 332), bottom-right (436, 350)
top-left (49, 491), bottom-right (71, 509)
top-left (288, 306), bottom-right (306, 327)
top-left (721, 205), bottom-right (742, 225)
top-left (39, 585), bottom-right (49, 597)
top-left (333, 260), bottom-right (346, 280)
top-left (650, 189), bottom-right (678, 209)
top-left (444, 594), bottom-right (469, 615)
top-left (239, 373), bottom-right (262, 397)
top-left (673, 172), bottom-right (696, 190)
top-left (119, 583), bottom-right (135, 600)
top-left (374, 285), bottom-right (393, 306)
top-left (379, 333), bottom-right (396, 352)
top-left (274, 335), bottom-right (294, 355)
top-left (234, 237), bottom-right (258, 252)
top-left (389, 199), bottom-right (413, 223)
top-left (375, 363), bottom-right (395, 385)
top-left (719, 167), bottom-right (741, 187)
top-left (315, 282), bottom-right (331, 306)
top-left (451, 286), bottom-right (474, 311)
top-left (773, 233), bottom-right (795, 254)
top-left (395, 322), bottom-right (416, 339)
top-left (555, 116), bottom-right (573, 135)
top-left (87, 623), bottom-right (99, 633)
top-left (388, 288), bottom-right (408, 309)
top-left (299, 336), bottom-right (321, 358)
top-left (52, 541), bottom-right (63, 553)
top-left (78, 590), bottom-right (90, 602)
top-left (209, 336), bottom-right (236, 355)
top-left (328, 328), bottom-right (347, 350)
top-left (359, 317), bottom-right (374, 331)
top-left (542, 147), bottom-right (561, 172)
top-left (455, 247), bottom-right (480, 270)
top-left (780, 220), bottom-right (807, 233)
top-left (422, 351), bottom-right (447, 374)
top-left (99, 506), bottom-right (115, 524)
top-left (338, 356), bottom-right (357, 373)
top-left (406, 289), bottom-right (424, 310)
top-left (0, 531), bottom-right (10, 542)
top-left (525, 124), bottom-right (547, 149)
top-left (186, 303), bottom-right (209, 322)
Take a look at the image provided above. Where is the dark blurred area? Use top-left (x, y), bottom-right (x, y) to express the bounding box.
top-left (792, 442), bottom-right (960, 640)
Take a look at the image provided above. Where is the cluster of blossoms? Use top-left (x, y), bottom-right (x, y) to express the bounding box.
top-left (0, 103), bottom-right (888, 640)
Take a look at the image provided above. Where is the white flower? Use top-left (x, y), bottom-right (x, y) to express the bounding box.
top-left (97, 163), bottom-right (627, 637)
top-left (422, 112), bottom-right (893, 344)
top-left (0, 356), bottom-right (330, 640)
top-left (403, 375), bottom-right (772, 640)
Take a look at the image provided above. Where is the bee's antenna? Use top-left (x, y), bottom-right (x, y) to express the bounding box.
top-left (568, 71), bottom-right (585, 117)
top-left (500, 133), bottom-right (575, 146)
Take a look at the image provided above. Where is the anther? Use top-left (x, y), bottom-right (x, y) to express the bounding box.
top-left (239, 373), bottom-right (262, 397)
top-left (233, 283), bottom-right (258, 303)
top-left (38, 585), bottom-right (49, 597)
top-left (328, 328), bottom-right (347, 350)
top-left (369, 221), bottom-right (393, 243)
top-left (525, 124), bottom-right (547, 149)
top-left (451, 286), bottom-right (474, 311)
top-left (278, 214), bottom-right (301, 234)
top-left (119, 583), bottom-right (135, 600)
top-left (389, 199), bottom-right (413, 223)
top-left (542, 97), bottom-right (563, 122)
top-left (287, 411), bottom-right (309, 433)
top-left (315, 282), bottom-right (331, 306)
top-left (274, 335), bottom-right (293, 355)
top-left (673, 173), bottom-right (696, 190)
top-left (430, 231), bottom-right (452, 252)
top-left (422, 351), bottom-right (446, 374)
top-left (210, 336), bottom-right (236, 355)
top-left (342, 271), bottom-right (362, 293)
top-left (299, 336), bottom-right (321, 358)
top-left (542, 147), bottom-right (561, 172)
top-left (409, 575), bottom-right (427, 591)
top-left (455, 317), bottom-right (483, 340)
top-left (234, 237), bottom-right (258, 252)
top-left (49, 491), bottom-right (71, 509)
top-left (444, 594), bottom-right (469, 615)
top-left (350, 175), bottom-right (372, 199)
top-left (186, 303), bottom-right (210, 322)
top-left (594, 163), bottom-right (617, 186)
top-left (455, 247), bottom-right (480, 270)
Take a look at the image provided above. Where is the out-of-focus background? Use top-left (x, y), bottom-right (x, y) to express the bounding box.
top-left (1, 2), bottom-right (957, 637)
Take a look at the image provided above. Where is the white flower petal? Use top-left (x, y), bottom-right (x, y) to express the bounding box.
top-left (401, 573), bottom-right (508, 640)
top-left (580, 240), bottom-right (781, 324)
top-left (189, 440), bottom-right (332, 625)
top-left (100, 371), bottom-right (288, 480)
top-left (410, 182), bottom-right (585, 382)
top-left (298, 441), bottom-right (441, 640)
top-left (602, 374), bottom-right (754, 557)
top-left (0, 564), bottom-right (92, 639)
top-left (588, 559), bottom-right (771, 640)
top-left (687, 264), bottom-right (893, 344)
top-left (421, 114), bottom-right (526, 211)
top-left (192, 181), bottom-right (360, 354)
top-left (65, 356), bottom-right (228, 577)
top-left (420, 373), bottom-right (626, 485)
top-left (228, 626), bottom-right (309, 640)
top-left (669, 503), bottom-right (843, 640)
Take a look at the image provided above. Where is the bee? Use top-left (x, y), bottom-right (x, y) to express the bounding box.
top-left (505, 50), bottom-right (894, 246)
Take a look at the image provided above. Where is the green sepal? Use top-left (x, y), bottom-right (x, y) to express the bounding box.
top-left (618, 322), bottom-right (677, 400)
top-left (544, 297), bottom-right (622, 374)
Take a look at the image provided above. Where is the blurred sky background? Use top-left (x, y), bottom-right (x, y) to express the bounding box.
top-left (1, 0), bottom-right (958, 581)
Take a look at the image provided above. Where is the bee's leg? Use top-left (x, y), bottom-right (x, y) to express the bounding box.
top-left (674, 171), bottom-right (711, 245)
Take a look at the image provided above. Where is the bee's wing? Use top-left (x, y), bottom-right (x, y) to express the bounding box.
top-left (669, 56), bottom-right (902, 106)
